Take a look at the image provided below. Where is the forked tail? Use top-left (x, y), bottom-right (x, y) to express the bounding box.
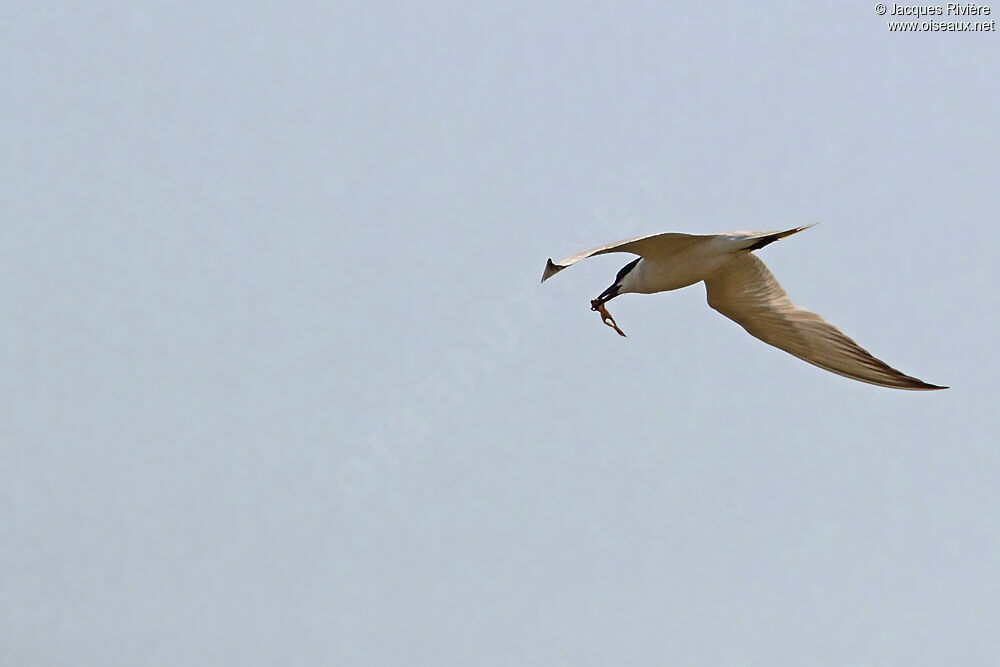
top-left (742, 224), bottom-right (817, 252)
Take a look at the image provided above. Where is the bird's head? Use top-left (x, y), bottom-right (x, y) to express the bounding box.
top-left (594, 257), bottom-right (641, 306)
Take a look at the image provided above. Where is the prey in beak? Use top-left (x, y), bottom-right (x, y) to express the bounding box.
top-left (591, 283), bottom-right (626, 337)
top-left (590, 258), bottom-right (639, 337)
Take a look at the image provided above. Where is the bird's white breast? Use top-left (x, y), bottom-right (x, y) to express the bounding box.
top-left (623, 244), bottom-right (735, 294)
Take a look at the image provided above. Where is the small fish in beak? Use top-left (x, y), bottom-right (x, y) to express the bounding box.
top-left (591, 298), bottom-right (626, 337)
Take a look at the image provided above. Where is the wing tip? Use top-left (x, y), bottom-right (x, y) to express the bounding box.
top-left (541, 258), bottom-right (563, 283)
top-left (920, 383), bottom-right (949, 391)
top-left (898, 378), bottom-right (948, 391)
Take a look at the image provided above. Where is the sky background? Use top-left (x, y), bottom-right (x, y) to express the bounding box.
top-left (3, 2), bottom-right (999, 665)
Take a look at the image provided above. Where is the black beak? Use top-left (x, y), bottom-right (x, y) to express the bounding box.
top-left (595, 283), bottom-right (620, 305)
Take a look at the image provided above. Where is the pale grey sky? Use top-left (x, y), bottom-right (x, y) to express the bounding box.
top-left (3, 2), bottom-right (999, 665)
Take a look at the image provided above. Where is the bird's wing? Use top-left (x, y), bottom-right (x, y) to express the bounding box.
top-left (541, 232), bottom-right (713, 282)
top-left (704, 253), bottom-right (945, 390)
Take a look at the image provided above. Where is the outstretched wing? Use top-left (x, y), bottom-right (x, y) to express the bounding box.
top-left (541, 232), bottom-right (712, 283)
top-left (704, 254), bottom-right (945, 390)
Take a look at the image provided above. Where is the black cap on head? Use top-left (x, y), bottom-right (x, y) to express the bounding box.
top-left (615, 257), bottom-right (641, 283)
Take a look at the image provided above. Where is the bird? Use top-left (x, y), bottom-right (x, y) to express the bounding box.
top-left (541, 225), bottom-right (946, 390)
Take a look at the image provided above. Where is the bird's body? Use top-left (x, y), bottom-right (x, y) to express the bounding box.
top-left (620, 235), bottom-right (743, 293)
top-left (542, 226), bottom-right (946, 391)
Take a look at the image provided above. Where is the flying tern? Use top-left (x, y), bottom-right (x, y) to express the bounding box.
top-left (541, 225), bottom-right (946, 390)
